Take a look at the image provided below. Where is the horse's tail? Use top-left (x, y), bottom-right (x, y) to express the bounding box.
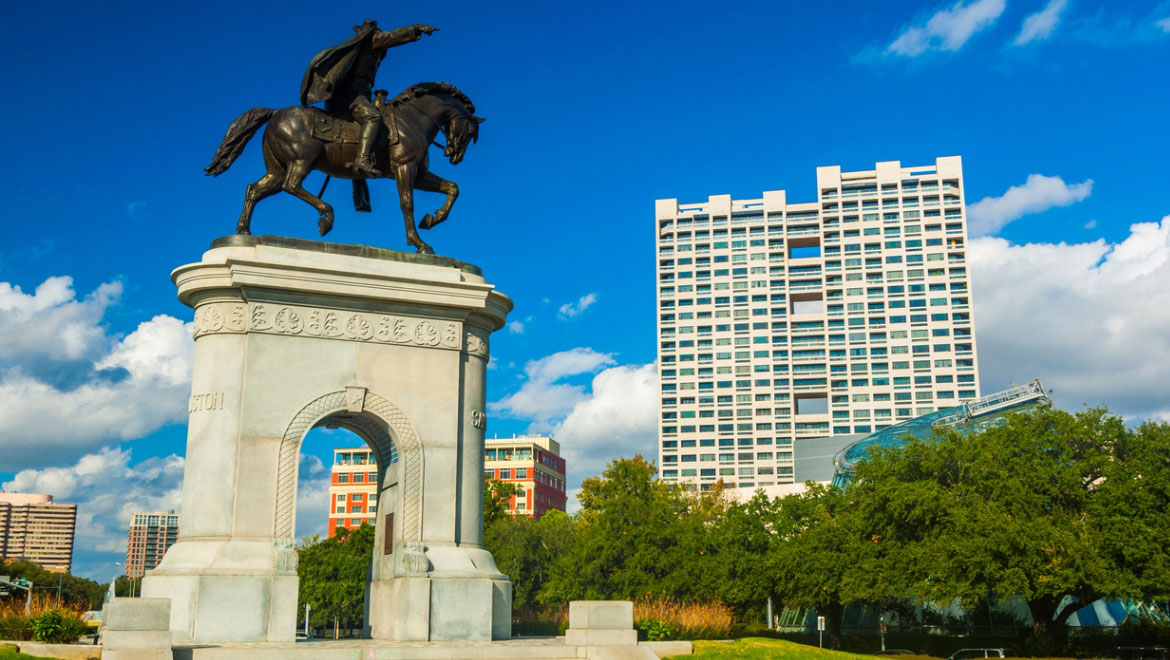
top-left (204, 108), bottom-right (276, 176)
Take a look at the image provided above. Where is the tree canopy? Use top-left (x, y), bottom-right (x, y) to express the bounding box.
top-left (296, 524), bottom-right (374, 634)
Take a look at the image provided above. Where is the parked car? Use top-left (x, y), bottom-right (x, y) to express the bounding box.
top-left (1113, 648), bottom-right (1168, 660)
top-left (875, 650), bottom-right (915, 656)
top-left (946, 649), bottom-right (1016, 659)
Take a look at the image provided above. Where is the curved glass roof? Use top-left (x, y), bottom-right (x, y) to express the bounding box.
top-left (832, 379), bottom-right (1049, 487)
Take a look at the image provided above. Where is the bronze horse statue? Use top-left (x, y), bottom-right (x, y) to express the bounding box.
top-left (205, 82), bottom-right (483, 254)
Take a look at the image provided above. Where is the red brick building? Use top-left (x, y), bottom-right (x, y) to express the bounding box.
top-left (484, 435), bottom-right (567, 520)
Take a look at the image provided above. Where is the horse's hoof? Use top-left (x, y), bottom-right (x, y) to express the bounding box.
top-left (318, 217), bottom-right (333, 237)
top-left (236, 229), bottom-right (251, 236)
top-left (416, 245), bottom-right (435, 255)
top-left (420, 214), bottom-right (435, 230)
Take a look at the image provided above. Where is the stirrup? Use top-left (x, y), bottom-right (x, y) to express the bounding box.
top-left (349, 158), bottom-right (382, 178)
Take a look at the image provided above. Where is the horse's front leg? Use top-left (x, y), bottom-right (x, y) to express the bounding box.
top-left (394, 163), bottom-right (433, 254)
top-left (415, 171), bottom-right (458, 230)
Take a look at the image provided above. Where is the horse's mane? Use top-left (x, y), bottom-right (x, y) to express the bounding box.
top-left (390, 82), bottom-right (476, 115)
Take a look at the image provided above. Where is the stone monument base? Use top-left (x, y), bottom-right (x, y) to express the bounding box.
top-left (368, 575), bottom-right (512, 641)
top-left (143, 235), bottom-right (514, 643)
top-left (167, 637), bottom-right (682, 660)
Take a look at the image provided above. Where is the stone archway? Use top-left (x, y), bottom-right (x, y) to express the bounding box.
top-left (145, 238), bottom-right (512, 644)
top-left (271, 387), bottom-right (424, 569)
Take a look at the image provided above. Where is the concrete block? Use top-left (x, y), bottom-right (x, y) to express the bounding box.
top-left (103, 650), bottom-right (172, 660)
top-left (587, 646), bottom-right (660, 660)
top-left (192, 576), bottom-right (270, 641)
top-left (569, 601), bottom-right (634, 630)
top-left (370, 576), bottom-right (430, 641)
top-left (640, 640), bottom-right (693, 658)
top-left (106, 598), bottom-right (171, 631)
top-left (565, 629), bottom-right (638, 647)
top-left (491, 579), bottom-right (512, 640)
top-left (429, 577), bottom-right (492, 641)
top-left (16, 642), bottom-right (103, 660)
top-left (267, 575), bottom-right (299, 642)
top-left (102, 630), bottom-right (173, 649)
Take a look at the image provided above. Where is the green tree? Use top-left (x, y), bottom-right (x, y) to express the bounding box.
top-left (484, 476), bottom-right (520, 528)
top-left (0, 560), bottom-right (107, 609)
top-left (540, 455), bottom-right (707, 605)
top-left (1095, 419), bottom-right (1170, 605)
top-left (852, 406), bottom-right (1159, 654)
top-left (485, 509), bottom-right (576, 614)
top-left (769, 483), bottom-right (870, 649)
top-left (296, 524), bottom-right (375, 637)
top-left (709, 490), bottom-right (782, 617)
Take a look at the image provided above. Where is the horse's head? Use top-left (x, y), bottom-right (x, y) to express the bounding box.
top-left (443, 114), bottom-right (484, 166)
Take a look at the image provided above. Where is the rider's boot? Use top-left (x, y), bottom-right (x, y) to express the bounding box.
top-left (351, 120), bottom-right (383, 178)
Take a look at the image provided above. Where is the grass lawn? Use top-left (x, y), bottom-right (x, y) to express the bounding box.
top-left (681, 637), bottom-right (879, 659)
top-left (0, 646), bottom-right (57, 660)
top-left (678, 637), bottom-right (1080, 660)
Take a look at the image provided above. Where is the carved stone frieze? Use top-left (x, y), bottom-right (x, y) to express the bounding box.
top-left (400, 542), bottom-right (430, 576)
top-left (464, 327), bottom-right (490, 359)
top-left (192, 301), bottom-right (463, 350)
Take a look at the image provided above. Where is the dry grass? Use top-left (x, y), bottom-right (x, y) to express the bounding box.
top-left (0, 595), bottom-right (87, 642)
top-left (634, 598), bottom-right (733, 640)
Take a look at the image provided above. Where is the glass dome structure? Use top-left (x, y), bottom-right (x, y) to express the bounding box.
top-left (832, 379), bottom-right (1050, 487)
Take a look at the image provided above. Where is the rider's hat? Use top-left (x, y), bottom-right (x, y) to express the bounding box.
top-left (353, 19), bottom-right (378, 32)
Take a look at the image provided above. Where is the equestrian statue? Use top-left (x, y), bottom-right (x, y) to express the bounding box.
top-left (204, 20), bottom-right (484, 254)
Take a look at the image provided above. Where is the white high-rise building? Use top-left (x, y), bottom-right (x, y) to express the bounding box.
top-left (654, 157), bottom-right (981, 490)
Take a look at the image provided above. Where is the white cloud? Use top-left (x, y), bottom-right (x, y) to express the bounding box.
top-left (491, 345), bottom-right (658, 500)
top-left (2, 446), bottom-right (184, 580)
top-left (887, 0), bottom-right (1006, 56)
top-left (1014, 0), bottom-right (1069, 45)
top-left (967, 174), bottom-right (1093, 236)
top-left (0, 278), bottom-right (194, 471)
top-left (508, 320), bottom-right (525, 334)
top-left (0, 276), bottom-right (121, 364)
top-left (553, 363), bottom-right (658, 489)
top-left (972, 215), bottom-right (1170, 422)
top-left (1158, 16), bottom-right (1170, 32)
top-left (489, 348), bottom-right (615, 424)
top-left (1083, 219), bottom-right (1098, 230)
top-left (557, 293), bottom-right (598, 319)
top-left (296, 453), bottom-right (330, 540)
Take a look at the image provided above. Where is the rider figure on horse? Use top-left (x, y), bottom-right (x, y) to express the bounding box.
top-left (299, 19), bottom-right (438, 178)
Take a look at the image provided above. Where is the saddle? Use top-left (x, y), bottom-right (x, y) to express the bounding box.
top-left (311, 108), bottom-right (400, 146)
top-left (311, 99), bottom-right (403, 213)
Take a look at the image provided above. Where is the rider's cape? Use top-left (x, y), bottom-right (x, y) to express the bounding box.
top-left (299, 24), bottom-right (382, 106)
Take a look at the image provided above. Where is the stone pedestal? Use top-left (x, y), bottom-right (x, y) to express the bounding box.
top-left (102, 598), bottom-right (174, 660)
top-left (141, 236), bottom-right (513, 643)
top-left (565, 601), bottom-right (637, 647)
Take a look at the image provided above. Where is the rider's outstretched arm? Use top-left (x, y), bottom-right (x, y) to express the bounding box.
top-left (372, 25), bottom-right (438, 51)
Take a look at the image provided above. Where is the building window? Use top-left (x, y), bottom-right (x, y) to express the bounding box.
top-left (515, 468), bottom-right (528, 479)
top-left (337, 473), bottom-right (349, 483)
top-left (499, 469), bottom-right (511, 479)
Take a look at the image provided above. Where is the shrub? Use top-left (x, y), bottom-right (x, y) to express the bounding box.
top-left (0, 612), bottom-right (34, 641)
top-left (31, 609), bottom-right (87, 643)
top-left (635, 618), bottom-right (672, 641)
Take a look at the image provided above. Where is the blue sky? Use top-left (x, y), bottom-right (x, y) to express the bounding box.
top-left (1, 0), bottom-right (1168, 580)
